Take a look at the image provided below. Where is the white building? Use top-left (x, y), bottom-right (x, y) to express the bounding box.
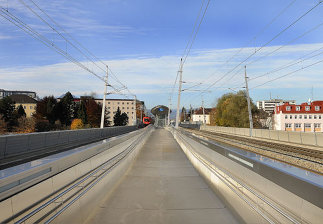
top-left (95, 98), bottom-right (145, 126)
top-left (257, 99), bottom-right (296, 114)
top-left (273, 101), bottom-right (323, 132)
top-left (192, 107), bottom-right (212, 125)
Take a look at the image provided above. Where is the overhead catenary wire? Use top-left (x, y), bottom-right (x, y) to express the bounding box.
top-left (0, 8), bottom-right (106, 83)
top-left (27, 0), bottom-right (128, 89)
top-left (182, 0), bottom-right (297, 93)
top-left (180, 1), bottom-right (322, 107)
top-left (204, 1), bottom-right (322, 91)
top-left (250, 59), bottom-right (323, 90)
top-left (15, 0), bottom-right (132, 96)
top-left (169, 0), bottom-right (210, 108)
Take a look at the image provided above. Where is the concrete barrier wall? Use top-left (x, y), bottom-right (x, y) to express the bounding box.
top-left (0, 126), bottom-right (153, 223)
top-left (0, 126), bottom-right (137, 160)
top-left (200, 125), bottom-right (323, 147)
top-left (173, 129), bottom-right (322, 224)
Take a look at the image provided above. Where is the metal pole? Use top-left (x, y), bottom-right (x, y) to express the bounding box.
top-left (244, 65), bottom-right (253, 136)
top-left (167, 97), bottom-right (171, 126)
top-left (175, 59), bottom-right (183, 129)
top-left (100, 66), bottom-right (108, 128)
top-left (202, 95), bottom-right (206, 126)
top-left (133, 95), bottom-right (137, 125)
top-left (140, 104), bottom-right (143, 122)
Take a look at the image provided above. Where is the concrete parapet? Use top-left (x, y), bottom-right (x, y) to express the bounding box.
top-left (200, 125), bottom-right (323, 147)
top-left (0, 126), bottom-right (137, 162)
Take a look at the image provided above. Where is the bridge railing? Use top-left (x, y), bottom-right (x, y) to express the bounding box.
top-left (0, 126), bottom-right (137, 163)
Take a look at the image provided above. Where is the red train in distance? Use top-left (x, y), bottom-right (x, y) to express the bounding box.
top-left (143, 117), bottom-right (152, 125)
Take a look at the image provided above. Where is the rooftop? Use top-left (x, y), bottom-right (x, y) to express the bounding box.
top-left (8, 94), bottom-right (37, 104)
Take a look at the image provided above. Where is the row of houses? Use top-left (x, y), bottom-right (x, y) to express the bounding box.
top-left (1, 89), bottom-right (146, 126)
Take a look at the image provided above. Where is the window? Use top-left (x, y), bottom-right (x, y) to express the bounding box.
top-left (290, 115), bottom-right (292, 119)
top-left (132, 112), bottom-right (134, 114)
top-left (24, 106), bottom-right (26, 109)
top-left (285, 123), bottom-right (292, 128)
top-left (108, 102), bottom-right (110, 104)
top-left (30, 106), bottom-right (33, 109)
top-left (295, 123), bottom-right (301, 128)
top-left (118, 102), bottom-right (120, 104)
top-left (304, 115), bottom-right (307, 119)
top-left (296, 106), bottom-right (300, 111)
top-left (127, 107), bottom-right (129, 109)
top-left (294, 115), bottom-right (297, 119)
top-left (108, 107), bottom-right (110, 109)
top-left (314, 123), bottom-right (321, 128)
top-left (122, 102), bottom-right (124, 104)
top-left (319, 115), bottom-right (322, 119)
top-left (305, 106), bottom-right (310, 111)
top-left (122, 107), bottom-right (125, 109)
top-left (132, 107), bottom-right (134, 109)
top-left (285, 115), bottom-right (288, 119)
top-left (304, 123), bottom-right (311, 128)
top-left (315, 106), bottom-right (320, 111)
top-left (286, 106), bottom-right (291, 111)
top-left (314, 115), bottom-right (317, 119)
top-left (299, 115), bottom-right (302, 119)
top-left (309, 115), bottom-right (312, 119)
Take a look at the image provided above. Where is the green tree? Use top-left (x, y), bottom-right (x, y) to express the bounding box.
top-left (0, 97), bottom-right (15, 122)
top-left (113, 107), bottom-right (128, 126)
top-left (77, 100), bottom-right (88, 124)
top-left (0, 97), bottom-right (17, 130)
top-left (215, 90), bottom-right (258, 128)
top-left (35, 96), bottom-right (58, 124)
top-left (57, 92), bottom-right (74, 126)
top-left (17, 104), bottom-right (26, 118)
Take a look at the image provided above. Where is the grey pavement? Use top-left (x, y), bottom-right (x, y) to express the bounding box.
top-left (87, 128), bottom-right (239, 224)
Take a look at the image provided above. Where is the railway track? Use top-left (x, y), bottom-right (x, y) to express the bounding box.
top-left (183, 128), bottom-right (323, 174)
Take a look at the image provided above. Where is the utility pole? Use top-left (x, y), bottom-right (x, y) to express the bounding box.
top-left (100, 66), bottom-right (108, 129)
top-left (244, 65), bottom-right (253, 136)
top-left (202, 95), bottom-right (206, 126)
top-left (175, 58), bottom-right (183, 129)
top-left (133, 95), bottom-right (137, 125)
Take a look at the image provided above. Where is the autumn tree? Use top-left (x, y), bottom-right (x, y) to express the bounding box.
top-left (215, 90), bottom-right (258, 128)
top-left (209, 108), bottom-right (217, 126)
top-left (85, 98), bottom-right (101, 128)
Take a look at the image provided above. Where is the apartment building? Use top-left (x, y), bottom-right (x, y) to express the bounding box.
top-left (95, 98), bottom-right (145, 126)
top-left (257, 99), bottom-right (296, 114)
top-left (8, 94), bottom-right (37, 118)
top-left (273, 101), bottom-right (323, 132)
top-left (0, 89), bottom-right (37, 99)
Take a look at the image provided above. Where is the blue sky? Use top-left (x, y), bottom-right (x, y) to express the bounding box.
top-left (0, 0), bottom-right (322, 109)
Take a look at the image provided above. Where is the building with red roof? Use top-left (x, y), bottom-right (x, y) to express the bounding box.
top-left (273, 101), bottom-right (323, 132)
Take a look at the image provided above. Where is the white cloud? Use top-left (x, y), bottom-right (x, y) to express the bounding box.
top-left (0, 42), bottom-right (323, 108)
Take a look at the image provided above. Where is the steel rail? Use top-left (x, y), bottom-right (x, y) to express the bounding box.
top-left (176, 130), bottom-right (301, 223)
